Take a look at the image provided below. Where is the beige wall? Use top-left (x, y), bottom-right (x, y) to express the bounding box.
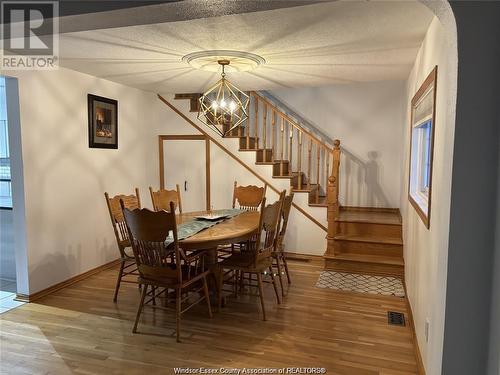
top-left (6, 68), bottom-right (160, 294)
top-left (401, 16), bottom-right (456, 375)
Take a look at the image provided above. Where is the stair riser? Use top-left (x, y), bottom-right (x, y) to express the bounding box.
top-left (335, 241), bottom-right (403, 258)
top-left (239, 138), bottom-right (257, 150)
top-left (291, 173), bottom-right (305, 188)
top-left (256, 149), bottom-right (273, 163)
top-left (324, 258), bottom-right (404, 277)
top-left (273, 162), bottom-right (289, 176)
top-left (337, 222), bottom-right (402, 238)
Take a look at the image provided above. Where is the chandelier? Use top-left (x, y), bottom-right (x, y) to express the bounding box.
top-left (198, 60), bottom-right (249, 137)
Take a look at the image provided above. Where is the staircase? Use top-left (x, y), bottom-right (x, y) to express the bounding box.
top-left (324, 207), bottom-right (404, 277)
top-left (175, 91), bottom-right (335, 209)
top-left (172, 91), bottom-right (404, 278)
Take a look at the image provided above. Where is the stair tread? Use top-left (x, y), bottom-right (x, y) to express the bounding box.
top-left (334, 234), bottom-right (403, 245)
top-left (337, 208), bottom-right (401, 225)
top-left (273, 159), bottom-right (290, 163)
top-left (326, 253), bottom-right (404, 266)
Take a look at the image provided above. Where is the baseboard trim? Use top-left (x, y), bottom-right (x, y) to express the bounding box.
top-left (284, 252), bottom-right (323, 261)
top-left (15, 259), bottom-right (120, 303)
top-left (403, 280), bottom-right (426, 375)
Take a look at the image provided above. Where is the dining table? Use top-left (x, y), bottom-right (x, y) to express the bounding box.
top-left (175, 209), bottom-right (260, 299)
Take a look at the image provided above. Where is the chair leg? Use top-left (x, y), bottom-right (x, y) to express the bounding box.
top-left (239, 271), bottom-right (245, 293)
top-left (269, 266), bottom-right (281, 304)
top-left (176, 287), bottom-right (182, 343)
top-left (218, 267), bottom-right (224, 311)
top-left (275, 257), bottom-right (286, 297)
top-left (133, 284), bottom-right (147, 333)
top-left (202, 276), bottom-right (213, 318)
top-left (256, 272), bottom-right (267, 321)
top-left (282, 254), bottom-right (292, 284)
top-left (233, 270), bottom-right (239, 297)
top-left (113, 260), bottom-right (125, 302)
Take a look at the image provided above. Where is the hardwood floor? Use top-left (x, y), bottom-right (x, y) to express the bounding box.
top-left (0, 259), bottom-right (418, 375)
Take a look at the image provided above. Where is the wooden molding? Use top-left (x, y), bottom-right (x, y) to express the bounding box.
top-left (407, 66), bottom-right (438, 229)
top-left (284, 252), bottom-right (322, 261)
top-left (403, 280), bottom-right (426, 375)
top-left (157, 94), bottom-right (327, 232)
top-left (15, 259), bottom-right (120, 303)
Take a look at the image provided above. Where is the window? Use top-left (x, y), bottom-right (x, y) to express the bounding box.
top-left (0, 76), bottom-right (12, 209)
top-left (408, 67), bottom-right (437, 228)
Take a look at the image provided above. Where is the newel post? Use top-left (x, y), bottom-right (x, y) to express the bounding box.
top-left (325, 139), bottom-right (341, 258)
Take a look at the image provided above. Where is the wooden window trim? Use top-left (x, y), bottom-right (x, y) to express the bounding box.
top-left (408, 66), bottom-right (438, 229)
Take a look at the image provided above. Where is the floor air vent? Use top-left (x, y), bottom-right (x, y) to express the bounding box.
top-left (387, 311), bottom-right (406, 326)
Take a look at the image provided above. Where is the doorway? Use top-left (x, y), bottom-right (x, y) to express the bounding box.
top-left (159, 135), bottom-right (211, 212)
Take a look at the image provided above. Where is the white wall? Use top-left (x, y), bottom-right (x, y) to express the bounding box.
top-left (270, 81), bottom-right (406, 209)
top-left (400, 16), bottom-right (456, 375)
top-left (5, 67), bottom-right (161, 295)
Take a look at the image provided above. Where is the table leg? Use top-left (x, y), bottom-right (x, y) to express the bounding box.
top-left (202, 247), bottom-right (225, 306)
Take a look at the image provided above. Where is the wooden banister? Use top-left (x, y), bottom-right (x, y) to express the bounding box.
top-left (250, 91), bottom-right (334, 154)
top-left (326, 139), bottom-right (341, 256)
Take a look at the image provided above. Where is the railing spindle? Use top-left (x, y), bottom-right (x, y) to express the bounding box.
top-left (307, 139), bottom-right (312, 190)
top-left (326, 148), bottom-right (330, 192)
top-left (280, 117), bottom-right (285, 176)
top-left (316, 145), bottom-right (321, 203)
top-left (298, 131), bottom-right (303, 189)
top-left (289, 127), bottom-right (293, 176)
top-left (237, 92), bottom-right (242, 137)
top-left (263, 104), bottom-right (267, 162)
top-left (272, 110), bottom-right (276, 162)
top-left (254, 97), bottom-right (259, 149)
top-left (246, 95), bottom-right (251, 149)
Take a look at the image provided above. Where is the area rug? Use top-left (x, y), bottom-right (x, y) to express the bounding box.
top-left (316, 271), bottom-right (405, 298)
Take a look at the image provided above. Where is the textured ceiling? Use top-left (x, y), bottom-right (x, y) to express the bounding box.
top-left (59, 1), bottom-right (434, 93)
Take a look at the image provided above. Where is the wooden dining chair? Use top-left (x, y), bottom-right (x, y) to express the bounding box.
top-left (122, 202), bottom-right (212, 342)
top-left (273, 192), bottom-right (294, 296)
top-left (226, 181), bottom-right (267, 256)
top-left (232, 181), bottom-right (267, 210)
top-left (149, 185), bottom-right (182, 213)
top-left (104, 188), bottom-right (141, 302)
top-left (218, 192), bottom-right (285, 321)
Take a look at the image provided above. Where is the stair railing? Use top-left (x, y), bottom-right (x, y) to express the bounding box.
top-left (246, 91), bottom-right (339, 204)
top-left (326, 140), bottom-right (341, 254)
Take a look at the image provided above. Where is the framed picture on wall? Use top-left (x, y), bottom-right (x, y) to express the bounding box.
top-left (88, 94), bottom-right (118, 149)
top-left (408, 66), bottom-right (437, 228)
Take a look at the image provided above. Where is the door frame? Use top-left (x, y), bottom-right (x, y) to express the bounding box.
top-left (158, 135), bottom-right (210, 210)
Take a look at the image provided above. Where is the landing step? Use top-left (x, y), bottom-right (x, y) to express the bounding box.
top-left (334, 235), bottom-right (403, 246)
top-left (309, 197), bottom-right (327, 207)
top-left (255, 161), bottom-right (275, 165)
top-left (324, 253), bottom-right (404, 277)
top-left (337, 207), bottom-right (402, 226)
top-left (330, 253), bottom-right (404, 266)
top-left (292, 184), bottom-right (318, 193)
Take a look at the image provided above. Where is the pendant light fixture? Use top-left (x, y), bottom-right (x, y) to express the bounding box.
top-left (198, 59), bottom-right (249, 137)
